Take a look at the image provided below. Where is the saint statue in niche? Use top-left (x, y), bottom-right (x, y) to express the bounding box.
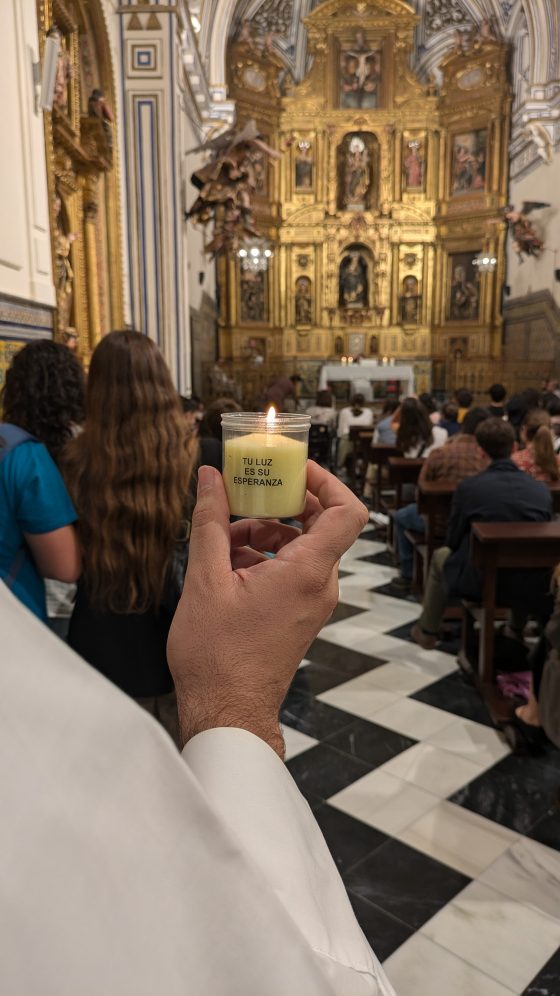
top-left (402, 139), bottom-right (424, 190)
top-left (448, 255), bottom-right (479, 320)
top-left (240, 269), bottom-right (266, 323)
top-left (295, 277), bottom-right (312, 325)
top-left (295, 141), bottom-right (313, 190)
top-left (340, 31), bottom-right (381, 109)
top-left (339, 251), bottom-right (368, 309)
top-left (53, 29), bottom-right (72, 113)
top-left (334, 336), bottom-right (344, 356)
top-left (369, 335), bottom-right (379, 355)
top-left (400, 274), bottom-right (420, 324)
top-left (342, 135), bottom-right (371, 211)
top-left (54, 194), bottom-right (78, 331)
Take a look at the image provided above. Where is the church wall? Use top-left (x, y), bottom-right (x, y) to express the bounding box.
top-left (0, 0), bottom-right (55, 382)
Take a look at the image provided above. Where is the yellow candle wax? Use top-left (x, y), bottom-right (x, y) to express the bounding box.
top-left (223, 431), bottom-right (308, 518)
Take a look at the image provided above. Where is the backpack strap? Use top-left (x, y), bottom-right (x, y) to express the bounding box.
top-left (0, 423), bottom-right (36, 465)
top-left (0, 423), bottom-right (37, 591)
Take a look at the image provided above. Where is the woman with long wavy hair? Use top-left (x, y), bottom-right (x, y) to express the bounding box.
top-left (62, 331), bottom-right (197, 741)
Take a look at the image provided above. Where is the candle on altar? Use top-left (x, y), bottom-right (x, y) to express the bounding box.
top-left (382, 356), bottom-right (388, 366)
top-left (341, 356), bottom-right (347, 365)
top-left (222, 408), bottom-right (310, 518)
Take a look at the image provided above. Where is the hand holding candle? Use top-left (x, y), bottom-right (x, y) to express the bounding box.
top-left (222, 408), bottom-right (310, 518)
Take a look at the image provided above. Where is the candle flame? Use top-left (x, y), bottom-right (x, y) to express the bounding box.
top-left (266, 406), bottom-right (276, 425)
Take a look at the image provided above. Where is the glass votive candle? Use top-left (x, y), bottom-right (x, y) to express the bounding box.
top-left (222, 410), bottom-right (310, 518)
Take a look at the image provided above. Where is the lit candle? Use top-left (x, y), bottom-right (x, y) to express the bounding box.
top-left (382, 356), bottom-right (388, 366)
top-left (389, 356), bottom-right (395, 364)
top-left (222, 409), bottom-right (310, 518)
top-left (341, 356), bottom-right (347, 365)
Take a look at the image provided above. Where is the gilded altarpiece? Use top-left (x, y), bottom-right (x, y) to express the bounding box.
top-left (222, 0), bottom-right (511, 396)
top-left (38, 0), bottom-right (124, 358)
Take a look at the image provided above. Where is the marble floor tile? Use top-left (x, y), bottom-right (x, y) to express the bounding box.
top-left (328, 767), bottom-right (439, 835)
top-left (522, 946), bottom-right (560, 995)
top-left (289, 661), bottom-right (362, 696)
top-left (384, 933), bottom-right (517, 996)
top-left (347, 892), bottom-right (414, 963)
top-left (306, 637), bottom-right (387, 676)
top-left (529, 808), bottom-right (560, 853)
top-left (323, 601), bottom-right (369, 626)
top-left (286, 743), bottom-right (372, 802)
top-left (349, 603), bottom-right (422, 631)
top-left (313, 804), bottom-right (387, 872)
top-left (369, 697), bottom-right (457, 741)
top-left (381, 742), bottom-right (484, 797)
top-left (282, 726), bottom-right (318, 760)
top-left (426, 716), bottom-right (510, 769)
top-left (411, 671), bottom-right (494, 728)
top-left (479, 837), bottom-right (560, 923)
top-left (317, 675), bottom-right (401, 721)
top-left (378, 639), bottom-right (458, 678)
top-left (325, 718), bottom-right (416, 768)
top-left (298, 658), bottom-right (311, 668)
top-left (363, 661), bottom-right (440, 696)
top-left (341, 538), bottom-right (381, 562)
top-left (450, 750), bottom-right (560, 837)
top-left (421, 880), bottom-right (560, 992)
top-left (396, 801), bottom-right (519, 879)
top-left (317, 622), bottom-right (401, 655)
top-left (280, 690), bottom-right (356, 740)
top-left (343, 838), bottom-right (470, 930)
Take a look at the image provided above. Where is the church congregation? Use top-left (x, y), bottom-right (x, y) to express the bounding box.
top-left (3, 0), bottom-right (560, 992)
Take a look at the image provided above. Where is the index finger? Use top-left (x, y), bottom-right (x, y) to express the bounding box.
top-left (278, 462), bottom-right (368, 571)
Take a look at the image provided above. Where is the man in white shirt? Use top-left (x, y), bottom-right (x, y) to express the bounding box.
top-left (0, 461), bottom-right (395, 996)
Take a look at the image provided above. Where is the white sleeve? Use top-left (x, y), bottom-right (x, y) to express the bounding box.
top-left (184, 729), bottom-right (394, 995)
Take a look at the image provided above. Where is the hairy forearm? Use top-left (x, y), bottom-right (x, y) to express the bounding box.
top-left (176, 685), bottom-right (285, 758)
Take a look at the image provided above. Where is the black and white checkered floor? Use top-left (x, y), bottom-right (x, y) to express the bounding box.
top-left (281, 525), bottom-right (560, 996)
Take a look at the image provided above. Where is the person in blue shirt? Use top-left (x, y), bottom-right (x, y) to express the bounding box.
top-left (0, 341), bottom-right (82, 619)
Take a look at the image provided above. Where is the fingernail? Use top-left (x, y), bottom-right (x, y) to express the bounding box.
top-left (198, 465), bottom-right (215, 495)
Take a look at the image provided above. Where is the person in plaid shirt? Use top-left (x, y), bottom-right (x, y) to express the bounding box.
top-left (386, 407), bottom-right (491, 595)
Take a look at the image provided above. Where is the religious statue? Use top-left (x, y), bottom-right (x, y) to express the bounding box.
top-left (449, 264), bottom-right (479, 320)
top-left (295, 142), bottom-right (313, 189)
top-left (53, 29), bottom-right (72, 113)
top-left (402, 141), bottom-right (424, 190)
top-left (340, 31), bottom-right (381, 109)
top-left (505, 202), bottom-right (549, 262)
top-left (295, 278), bottom-right (312, 325)
top-left (88, 88), bottom-right (114, 147)
top-left (54, 195), bottom-right (77, 331)
top-left (400, 275), bottom-right (420, 324)
top-left (339, 251), bottom-right (368, 309)
top-left (342, 135), bottom-right (371, 211)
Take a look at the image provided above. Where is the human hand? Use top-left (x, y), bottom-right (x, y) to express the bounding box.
top-left (167, 462), bottom-right (368, 755)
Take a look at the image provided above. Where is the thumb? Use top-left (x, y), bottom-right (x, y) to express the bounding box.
top-left (186, 466), bottom-right (232, 585)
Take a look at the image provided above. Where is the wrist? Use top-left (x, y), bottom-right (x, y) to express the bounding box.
top-left (177, 694), bottom-right (285, 758)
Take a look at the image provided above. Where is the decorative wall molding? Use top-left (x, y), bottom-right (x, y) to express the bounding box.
top-left (0, 293), bottom-right (54, 340)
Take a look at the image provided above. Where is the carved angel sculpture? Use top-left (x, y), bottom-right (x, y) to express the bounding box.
top-left (505, 201), bottom-right (550, 262)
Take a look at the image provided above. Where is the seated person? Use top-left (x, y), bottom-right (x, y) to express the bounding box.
top-left (512, 410), bottom-right (560, 482)
top-left (546, 397), bottom-right (560, 453)
top-left (373, 399), bottom-right (399, 444)
top-left (488, 382), bottom-right (507, 418)
top-left (439, 401), bottom-right (461, 437)
top-left (336, 394), bottom-right (373, 471)
top-left (393, 397), bottom-right (447, 458)
top-left (418, 393), bottom-right (441, 425)
top-left (411, 418), bottom-right (552, 648)
top-left (387, 408), bottom-right (490, 594)
top-left (455, 387), bottom-right (473, 424)
top-left (307, 390), bottom-right (337, 429)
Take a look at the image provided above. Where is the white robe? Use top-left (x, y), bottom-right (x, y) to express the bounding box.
top-left (0, 583), bottom-right (395, 996)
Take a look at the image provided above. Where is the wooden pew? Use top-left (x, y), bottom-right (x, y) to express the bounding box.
top-left (460, 521), bottom-right (560, 725)
top-left (367, 444), bottom-right (400, 509)
top-left (411, 479), bottom-right (457, 588)
top-left (386, 457), bottom-right (423, 550)
top-left (349, 426), bottom-right (374, 494)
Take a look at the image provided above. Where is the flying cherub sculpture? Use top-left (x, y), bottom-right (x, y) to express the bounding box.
top-left (505, 202), bottom-right (550, 262)
top-left (186, 120), bottom-right (281, 256)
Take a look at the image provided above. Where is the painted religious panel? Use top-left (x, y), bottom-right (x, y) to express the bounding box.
top-left (400, 275), bottom-right (421, 324)
top-left (339, 31), bottom-right (381, 109)
top-left (337, 134), bottom-right (378, 212)
top-left (339, 248), bottom-right (369, 309)
top-left (295, 140), bottom-right (314, 191)
top-left (240, 269), bottom-right (267, 323)
top-left (402, 135), bottom-right (426, 192)
top-left (447, 253), bottom-right (480, 321)
top-left (450, 129), bottom-right (487, 196)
